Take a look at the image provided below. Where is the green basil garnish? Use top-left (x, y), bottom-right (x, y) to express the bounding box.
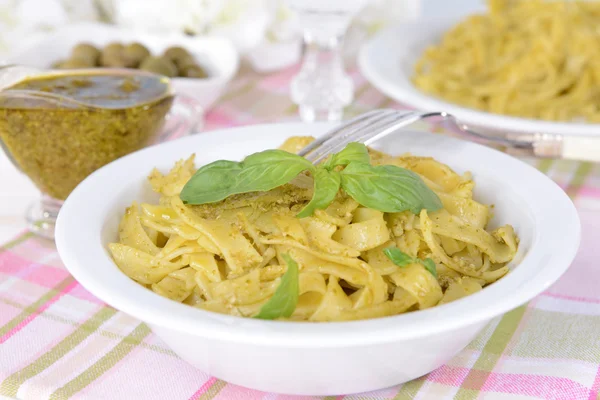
top-left (180, 142), bottom-right (442, 218)
top-left (340, 162), bottom-right (443, 214)
top-left (383, 247), bottom-right (437, 278)
top-left (254, 254), bottom-right (299, 320)
top-left (323, 142), bottom-right (370, 169)
top-left (180, 149), bottom-right (314, 204)
top-left (297, 169), bottom-right (341, 218)
top-left (422, 258), bottom-right (438, 278)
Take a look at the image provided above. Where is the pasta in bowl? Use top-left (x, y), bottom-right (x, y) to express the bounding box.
top-left (55, 123), bottom-right (579, 395)
top-left (108, 137), bottom-right (518, 322)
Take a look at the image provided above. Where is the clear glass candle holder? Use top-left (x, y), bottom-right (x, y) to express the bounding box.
top-left (288, 0), bottom-right (371, 122)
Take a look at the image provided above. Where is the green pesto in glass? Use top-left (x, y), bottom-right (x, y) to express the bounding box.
top-left (0, 70), bottom-right (173, 200)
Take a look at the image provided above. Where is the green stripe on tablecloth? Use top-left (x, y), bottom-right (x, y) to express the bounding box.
top-left (0, 307), bottom-right (117, 397)
top-left (0, 232), bottom-right (33, 252)
top-left (566, 162), bottom-right (593, 198)
top-left (0, 295), bottom-right (177, 357)
top-left (193, 380), bottom-right (227, 400)
top-left (393, 377), bottom-right (427, 399)
top-left (0, 276), bottom-right (74, 337)
top-left (453, 305), bottom-right (527, 399)
top-left (49, 323), bottom-right (151, 400)
top-left (536, 159), bottom-right (554, 174)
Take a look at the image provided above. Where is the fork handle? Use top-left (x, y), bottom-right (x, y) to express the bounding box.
top-left (501, 133), bottom-right (600, 162)
top-left (561, 136), bottom-right (600, 162)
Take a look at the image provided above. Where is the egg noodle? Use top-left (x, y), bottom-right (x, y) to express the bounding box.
top-left (412, 0), bottom-right (600, 122)
top-left (108, 137), bottom-right (518, 322)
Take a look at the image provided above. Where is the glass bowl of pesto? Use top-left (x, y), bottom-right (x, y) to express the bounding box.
top-left (0, 65), bottom-right (201, 239)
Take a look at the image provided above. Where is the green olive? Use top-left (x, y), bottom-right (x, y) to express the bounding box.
top-left (123, 42), bottom-right (151, 68)
top-left (71, 43), bottom-right (100, 65)
top-left (103, 42), bottom-right (124, 56)
top-left (100, 52), bottom-right (128, 68)
top-left (60, 58), bottom-right (96, 69)
top-left (175, 54), bottom-right (199, 69)
top-left (181, 64), bottom-right (209, 78)
top-left (164, 46), bottom-right (191, 63)
top-left (139, 56), bottom-right (177, 77)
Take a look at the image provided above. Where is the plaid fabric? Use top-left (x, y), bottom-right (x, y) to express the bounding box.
top-left (1, 64), bottom-right (599, 400)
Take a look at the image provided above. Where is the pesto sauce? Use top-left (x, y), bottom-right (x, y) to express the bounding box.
top-left (0, 71), bottom-right (173, 200)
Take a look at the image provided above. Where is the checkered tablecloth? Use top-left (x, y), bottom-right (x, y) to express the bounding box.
top-left (1, 65), bottom-right (599, 400)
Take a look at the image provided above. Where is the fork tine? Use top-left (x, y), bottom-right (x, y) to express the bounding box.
top-left (303, 110), bottom-right (399, 163)
top-left (306, 110), bottom-right (420, 164)
top-left (297, 109), bottom-right (391, 157)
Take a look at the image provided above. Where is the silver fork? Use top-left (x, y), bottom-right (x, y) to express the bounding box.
top-left (298, 109), bottom-right (600, 164)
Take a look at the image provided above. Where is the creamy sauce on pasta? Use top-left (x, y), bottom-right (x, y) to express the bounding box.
top-left (108, 137), bottom-right (518, 321)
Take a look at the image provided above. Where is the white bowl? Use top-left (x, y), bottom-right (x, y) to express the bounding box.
top-left (358, 17), bottom-right (600, 137)
top-left (55, 123), bottom-right (581, 396)
top-left (5, 22), bottom-right (239, 111)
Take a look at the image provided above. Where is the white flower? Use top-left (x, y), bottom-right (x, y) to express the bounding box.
top-left (106, 0), bottom-right (220, 35)
top-left (0, 0), bottom-right (422, 70)
top-left (0, 0), bottom-right (99, 56)
top-left (207, 0), bottom-right (271, 53)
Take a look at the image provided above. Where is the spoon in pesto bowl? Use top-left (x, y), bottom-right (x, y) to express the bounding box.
top-left (0, 64), bottom-right (202, 239)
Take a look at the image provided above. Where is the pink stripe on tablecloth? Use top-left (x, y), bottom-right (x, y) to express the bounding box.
top-left (0, 279), bottom-right (77, 344)
top-left (0, 251), bottom-right (102, 305)
top-left (259, 65), bottom-right (300, 90)
top-left (187, 376), bottom-right (218, 400)
top-left (213, 384), bottom-right (265, 400)
top-left (481, 373), bottom-right (591, 399)
top-left (205, 110), bottom-right (244, 130)
top-left (0, 252), bottom-right (69, 288)
top-left (578, 186), bottom-right (600, 199)
top-left (588, 365), bottom-right (600, 400)
top-left (541, 292), bottom-right (600, 304)
top-left (67, 284), bottom-right (105, 305)
top-left (425, 365), bottom-right (471, 386)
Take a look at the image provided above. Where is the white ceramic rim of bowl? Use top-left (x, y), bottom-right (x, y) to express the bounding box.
top-left (358, 17), bottom-right (600, 137)
top-left (55, 122), bottom-right (581, 348)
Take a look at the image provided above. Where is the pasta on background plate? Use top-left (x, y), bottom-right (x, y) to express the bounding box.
top-left (413, 0), bottom-right (600, 122)
top-left (108, 136), bottom-right (518, 322)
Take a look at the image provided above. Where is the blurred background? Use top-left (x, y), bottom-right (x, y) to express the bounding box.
top-left (0, 0), bottom-right (476, 243)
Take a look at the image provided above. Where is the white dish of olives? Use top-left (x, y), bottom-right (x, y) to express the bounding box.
top-left (6, 22), bottom-right (240, 110)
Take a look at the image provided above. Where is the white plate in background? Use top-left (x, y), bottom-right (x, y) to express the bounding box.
top-left (5, 22), bottom-right (239, 111)
top-left (359, 16), bottom-right (600, 137)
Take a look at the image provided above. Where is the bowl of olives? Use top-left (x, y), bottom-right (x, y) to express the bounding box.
top-left (6, 22), bottom-right (239, 110)
top-left (54, 42), bottom-right (209, 79)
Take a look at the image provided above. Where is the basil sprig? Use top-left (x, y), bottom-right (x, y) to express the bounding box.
top-left (341, 162), bottom-right (442, 214)
top-left (254, 254), bottom-right (299, 320)
top-left (181, 142), bottom-right (442, 217)
top-left (180, 150), bottom-right (314, 204)
top-left (383, 247), bottom-right (437, 278)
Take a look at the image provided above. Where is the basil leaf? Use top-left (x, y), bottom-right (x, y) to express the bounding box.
top-left (324, 142), bottom-right (370, 169)
top-left (384, 248), bottom-right (437, 277)
top-left (180, 150), bottom-right (314, 204)
top-left (422, 258), bottom-right (437, 278)
top-left (254, 254), bottom-right (299, 320)
top-left (383, 247), bottom-right (414, 267)
top-left (297, 169), bottom-right (341, 218)
top-left (340, 162), bottom-right (442, 214)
